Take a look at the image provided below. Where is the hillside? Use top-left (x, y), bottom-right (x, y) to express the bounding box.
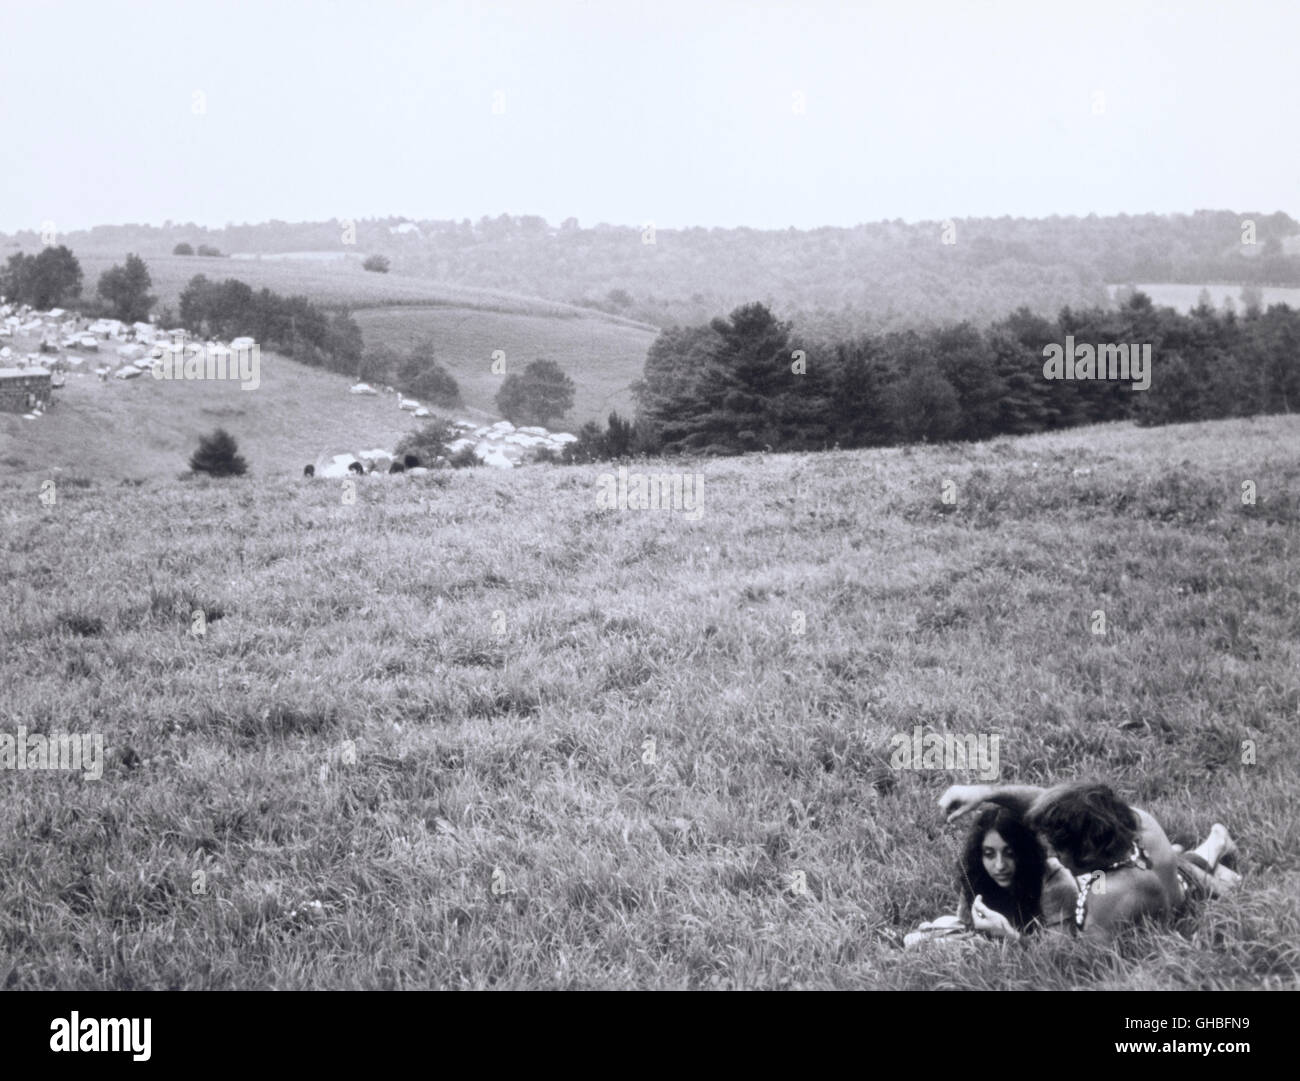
top-left (2, 415), bottom-right (1297, 989)
top-left (0, 349), bottom-right (485, 481)
top-left (12, 208), bottom-right (1297, 337)
top-left (351, 306), bottom-right (652, 422)
top-left (0, 326), bottom-right (653, 480)
top-left (69, 251), bottom-right (658, 327)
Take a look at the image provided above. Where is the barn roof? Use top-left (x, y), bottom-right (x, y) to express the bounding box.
top-left (0, 367), bottom-right (52, 379)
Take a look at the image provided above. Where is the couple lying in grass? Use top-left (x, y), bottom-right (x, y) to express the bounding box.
top-left (905, 781), bottom-right (1241, 948)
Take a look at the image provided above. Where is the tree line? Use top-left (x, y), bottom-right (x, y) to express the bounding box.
top-left (176, 274), bottom-right (364, 375)
top-left (570, 293), bottom-right (1300, 460)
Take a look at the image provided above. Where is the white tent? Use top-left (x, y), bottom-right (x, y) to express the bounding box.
top-left (317, 454), bottom-right (361, 479)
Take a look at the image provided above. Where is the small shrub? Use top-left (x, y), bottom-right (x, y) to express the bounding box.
top-left (363, 254), bottom-right (391, 273)
top-left (189, 428), bottom-right (248, 477)
top-left (449, 445), bottom-right (481, 468)
top-left (395, 419), bottom-right (455, 464)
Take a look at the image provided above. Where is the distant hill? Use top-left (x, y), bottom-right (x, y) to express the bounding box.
top-left (67, 251), bottom-right (658, 327)
top-left (7, 209), bottom-right (1297, 337)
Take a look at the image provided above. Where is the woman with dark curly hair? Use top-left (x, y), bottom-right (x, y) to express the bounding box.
top-left (905, 805), bottom-right (1077, 948)
top-left (955, 806), bottom-right (1077, 943)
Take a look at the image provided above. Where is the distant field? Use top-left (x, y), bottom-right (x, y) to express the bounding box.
top-left (71, 251), bottom-right (658, 325)
top-left (353, 306), bottom-right (657, 424)
top-left (1, 415), bottom-right (1297, 988)
top-left (55, 252), bottom-right (660, 428)
top-left (1115, 283), bottom-right (1300, 312)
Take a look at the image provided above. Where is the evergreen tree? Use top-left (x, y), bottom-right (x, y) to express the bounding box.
top-left (634, 323), bottom-right (724, 452)
top-left (692, 303), bottom-right (794, 450)
top-left (826, 337), bottom-right (895, 446)
top-left (189, 429), bottom-right (248, 477)
top-left (933, 321), bottom-right (1006, 440)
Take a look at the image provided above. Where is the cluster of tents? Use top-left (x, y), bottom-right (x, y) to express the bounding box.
top-left (312, 417), bottom-right (580, 477)
top-left (0, 304), bottom-right (261, 384)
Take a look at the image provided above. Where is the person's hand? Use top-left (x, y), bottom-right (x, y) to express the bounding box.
top-left (971, 896), bottom-right (1020, 942)
top-left (937, 784), bottom-right (990, 823)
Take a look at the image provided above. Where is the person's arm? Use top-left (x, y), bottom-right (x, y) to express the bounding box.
top-left (1038, 859), bottom-right (1080, 931)
top-left (938, 783), bottom-right (1049, 822)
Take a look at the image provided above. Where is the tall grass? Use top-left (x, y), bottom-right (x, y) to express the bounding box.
top-left (0, 415), bottom-right (1296, 988)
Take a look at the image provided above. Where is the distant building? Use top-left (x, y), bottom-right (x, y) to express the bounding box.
top-left (0, 368), bottom-right (55, 412)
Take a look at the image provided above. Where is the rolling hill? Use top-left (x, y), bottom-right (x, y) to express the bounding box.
top-left (71, 250), bottom-right (660, 326)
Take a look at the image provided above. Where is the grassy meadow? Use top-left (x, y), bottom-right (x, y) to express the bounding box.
top-left (352, 306), bottom-right (656, 423)
top-left (71, 251), bottom-right (658, 324)
top-left (0, 348), bottom-right (485, 483)
top-left (1, 415), bottom-right (1298, 989)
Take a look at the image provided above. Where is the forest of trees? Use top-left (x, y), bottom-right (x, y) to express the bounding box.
top-left (610, 293), bottom-right (1300, 458)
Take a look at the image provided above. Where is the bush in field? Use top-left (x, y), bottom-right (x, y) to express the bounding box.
top-left (398, 339), bottom-right (461, 406)
top-left (173, 243), bottom-right (194, 255)
top-left (196, 244), bottom-right (223, 257)
top-left (449, 445), bottom-right (481, 468)
top-left (562, 411), bottom-right (635, 463)
top-left (394, 418), bottom-right (457, 464)
top-left (189, 428), bottom-right (248, 477)
top-left (363, 255), bottom-right (390, 273)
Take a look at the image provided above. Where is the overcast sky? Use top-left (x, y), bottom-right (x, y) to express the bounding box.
top-left (2, 0), bottom-right (1296, 234)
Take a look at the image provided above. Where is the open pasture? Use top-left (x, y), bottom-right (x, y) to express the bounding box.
top-left (1, 415), bottom-right (1297, 988)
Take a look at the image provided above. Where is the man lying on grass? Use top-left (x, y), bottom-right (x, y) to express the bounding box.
top-left (938, 781), bottom-right (1240, 944)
